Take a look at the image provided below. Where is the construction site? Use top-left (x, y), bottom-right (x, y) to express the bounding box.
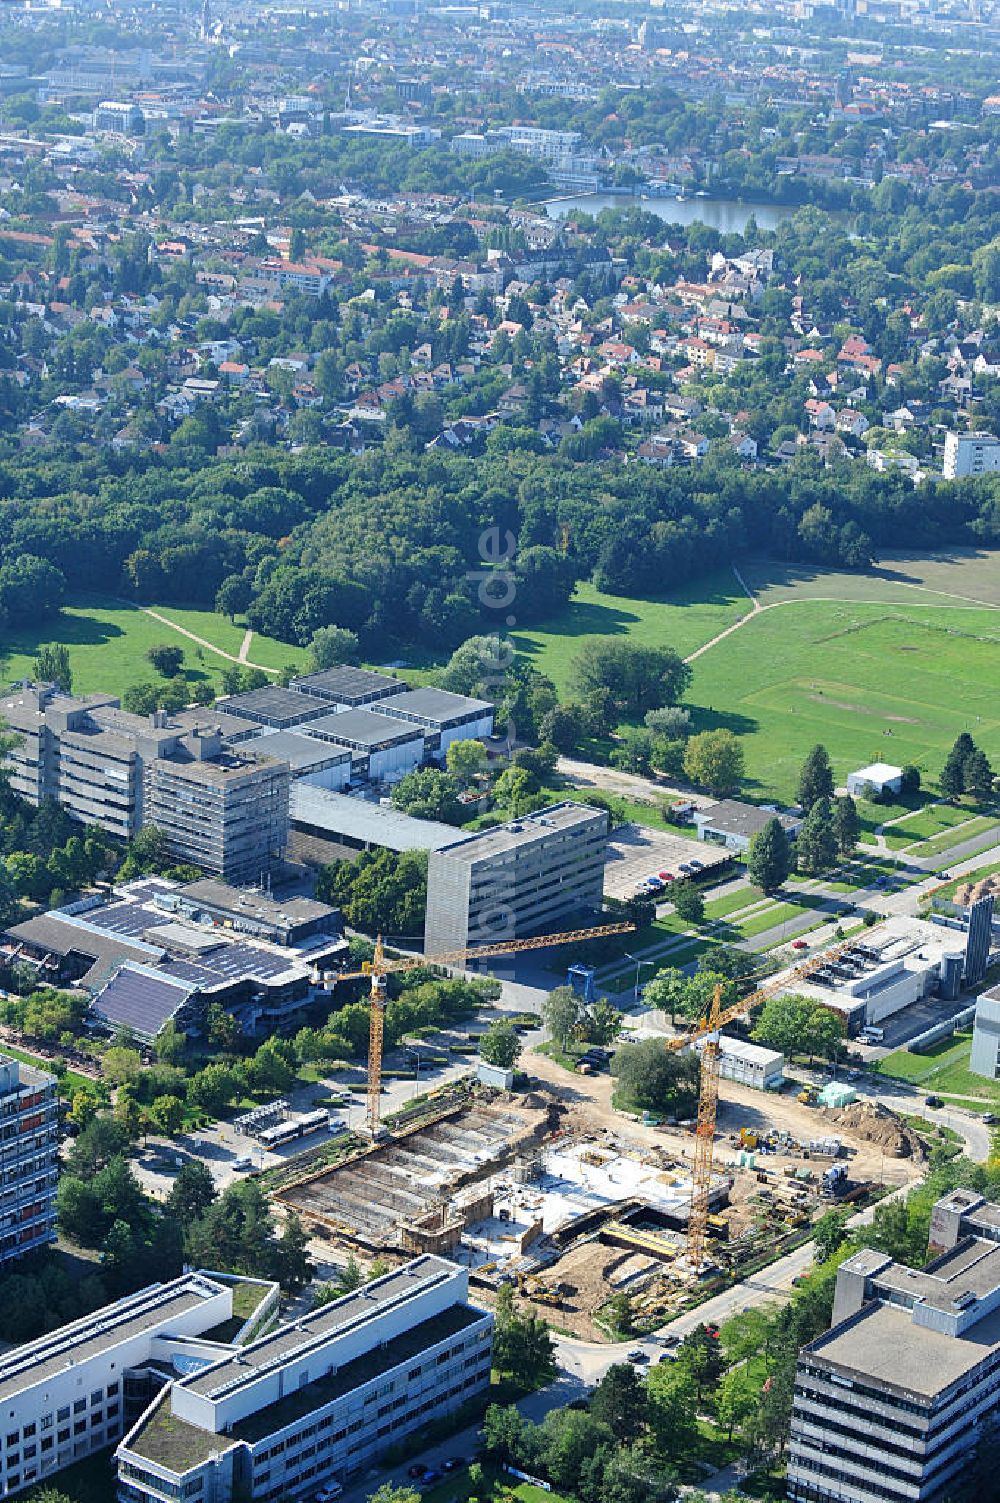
top-left (266, 929), bottom-right (935, 1339)
top-left (274, 1068), bottom-right (925, 1340)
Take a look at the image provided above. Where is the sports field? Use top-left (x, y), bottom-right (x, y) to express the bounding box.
top-left (685, 601), bottom-right (1000, 801)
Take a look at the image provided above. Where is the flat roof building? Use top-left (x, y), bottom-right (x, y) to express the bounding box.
top-left (789, 1190), bottom-right (1000, 1503)
top-left (369, 687), bottom-right (495, 758)
top-left (288, 666), bottom-right (407, 709)
top-left (845, 762), bottom-right (903, 798)
top-left (0, 685), bottom-right (289, 881)
top-left (117, 1256), bottom-right (491, 1503)
top-left (424, 800), bottom-right (608, 958)
top-left (0, 1271), bottom-right (236, 1497)
top-left (242, 730), bottom-right (353, 790)
top-left (215, 685), bottom-right (331, 729)
top-left (288, 785), bottom-right (467, 865)
top-left (302, 708), bottom-right (426, 783)
top-left (143, 735), bottom-right (289, 886)
top-left (693, 800), bottom-right (802, 854)
top-left (695, 1036), bottom-right (784, 1091)
top-left (771, 916), bottom-right (967, 1033)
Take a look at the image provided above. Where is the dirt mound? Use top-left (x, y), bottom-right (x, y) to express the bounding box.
top-left (826, 1100), bottom-right (922, 1159)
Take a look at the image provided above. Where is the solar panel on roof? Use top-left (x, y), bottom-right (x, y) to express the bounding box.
top-left (91, 966), bottom-right (191, 1037)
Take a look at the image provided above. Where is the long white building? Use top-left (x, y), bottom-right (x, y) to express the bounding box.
top-left (0, 1272), bottom-right (237, 1497)
top-left (118, 1256), bottom-right (491, 1503)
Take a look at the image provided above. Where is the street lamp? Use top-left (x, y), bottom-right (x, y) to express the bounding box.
top-left (624, 953), bottom-right (656, 1006)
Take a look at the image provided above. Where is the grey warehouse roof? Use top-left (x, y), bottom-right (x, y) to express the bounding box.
top-left (371, 686), bottom-right (493, 726)
top-left (290, 785), bottom-right (468, 852)
top-left (290, 666), bottom-right (407, 702)
top-left (243, 730), bottom-right (352, 771)
top-left (216, 685), bottom-right (330, 725)
top-left (303, 707), bottom-right (425, 749)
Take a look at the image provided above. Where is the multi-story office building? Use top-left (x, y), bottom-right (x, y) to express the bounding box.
top-left (0, 685), bottom-right (288, 881)
top-left (118, 1257), bottom-right (492, 1503)
top-left (788, 1189), bottom-right (1000, 1503)
top-left (0, 1053), bottom-right (59, 1267)
top-left (143, 728), bottom-right (289, 885)
top-left (424, 800), bottom-right (609, 956)
top-left (0, 1272), bottom-right (237, 1497)
top-left (943, 430), bottom-right (1000, 478)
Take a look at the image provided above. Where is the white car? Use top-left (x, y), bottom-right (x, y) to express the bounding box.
top-left (315, 1485), bottom-right (343, 1502)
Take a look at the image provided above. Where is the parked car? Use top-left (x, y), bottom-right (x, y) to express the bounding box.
top-left (658, 870), bottom-right (675, 881)
top-left (408, 1465), bottom-right (426, 1479)
top-left (419, 1470), bottom-right (443, 1488)
top-left (315, 1485), bottom-right (343, 1502)
top-left (443, 1457), bottom-right (465, 1472)
top-left (984, 1114), bottom-right (998, 1126)
top-left (925, 1095), bottom-right (944, 1108)
top-left (644, 876), bottom-right (664, 890)
top-left (791, 939), bottom-right (808, 950)
top-left (628, 1347), bottom-right (649, 1363)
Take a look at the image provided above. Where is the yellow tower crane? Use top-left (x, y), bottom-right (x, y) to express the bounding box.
top-left (335, 922), bottom-right (637, 1137)
top-left (665, 933), bottom-right (871, 1269)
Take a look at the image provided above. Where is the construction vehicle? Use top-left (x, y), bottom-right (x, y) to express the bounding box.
top-left (333, 921), bottom-right (635, 1136)
top-left (822, 1163), bottom-right (849, 1197)
top-left (662, 932), bottom-right (872, 1269)
top-left (797, 1086), bottom-right (818, 1105)
top-left (738, 1128), bottom-right (758, 1150)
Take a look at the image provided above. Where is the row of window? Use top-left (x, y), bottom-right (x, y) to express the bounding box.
top-left (254, 1366), bottom-right (491, 1502)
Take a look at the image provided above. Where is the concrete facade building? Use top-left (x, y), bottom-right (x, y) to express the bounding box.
top-left (0, 1053), bottom-right (59, 1267)
top-left (143, 734), bottom-right (289, 885)
top-left (117, 1257), bottom-right (492, 1503)
top-left (788, 1190), bottom-right (1000, 1503)
top-left (424, 800), bottom-right (609, 957)
top-left (943, 430), bottom-right (1000, 479)
top-left (0, 686), bottom-right (289, 882)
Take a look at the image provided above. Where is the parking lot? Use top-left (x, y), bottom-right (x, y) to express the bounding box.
top-left (603, 821), bottom-right (729, 901)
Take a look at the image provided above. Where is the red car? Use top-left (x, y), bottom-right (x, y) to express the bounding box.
top-left (658, 870), bottom-right (676, 881)
top-left (791, 939), bottom-right (808, 950)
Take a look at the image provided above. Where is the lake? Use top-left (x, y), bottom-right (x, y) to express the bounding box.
top-left (544, 191), bottom-right (797, 233)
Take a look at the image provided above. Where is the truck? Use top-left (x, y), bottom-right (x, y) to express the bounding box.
top-left (822, 1163), bottom-right (849, 1197)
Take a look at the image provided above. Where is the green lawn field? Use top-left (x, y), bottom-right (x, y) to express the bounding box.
top-left (0, 596), bottom-right (310, 696)
top-left (875, 1030), bottom-right (1000, 1105)
top-left (685, 602), bottom-right (1000, 803)
top-left (513, 570), bottom-right (749, 695)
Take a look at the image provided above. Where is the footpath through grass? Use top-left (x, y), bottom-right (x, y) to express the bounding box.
top-left (0, 594), bottom-right (310, 696)
top-left (513, 570), bottom-right (750, 695)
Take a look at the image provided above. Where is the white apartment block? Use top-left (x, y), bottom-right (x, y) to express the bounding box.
top-left (0, 1053), bottom-right (59, 1266)
top-left (118, 1257), bottom-right (492, 1503)
top-left (788, 1189), bottom-right (1000, 1503)
top-left (943, 430), bottom-right (1000, 479)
